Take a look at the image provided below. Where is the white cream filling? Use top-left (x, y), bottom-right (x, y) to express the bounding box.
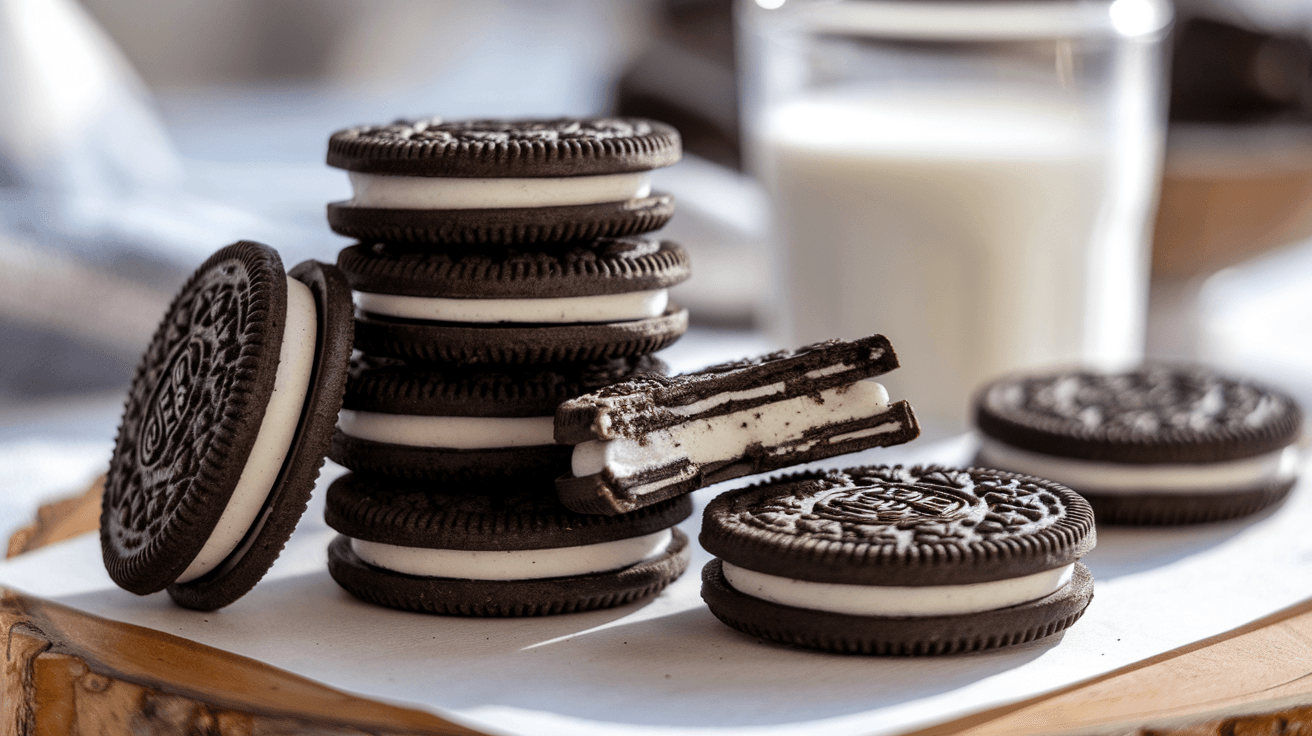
top-left (804, 363), bottom-right (854, 379)
top-left (667, 381), bottom-right (787, 418)
top-left (976, 438), bottom-right (1300, 495)
top-left (347, 170), bottom-right (652, 210)
top-left (337, 410), bottom-right (555, 450)
top-left (175, 277), bottom-right (318, 584)
top-left (355, 288), bottom-right (668, 324)
top-left (571, 380), bottom-right (894, 494)
top-left (722, 561), bottom-right (1075, 617)
top-left (351, 529), bottom-right (672, 581)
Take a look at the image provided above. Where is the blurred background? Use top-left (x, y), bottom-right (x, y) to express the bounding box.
top-left (3, 0), bottom-right (1312, 434)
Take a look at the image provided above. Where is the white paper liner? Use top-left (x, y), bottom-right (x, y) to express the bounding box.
top-left (3, 435), bottom-right (1311, 736)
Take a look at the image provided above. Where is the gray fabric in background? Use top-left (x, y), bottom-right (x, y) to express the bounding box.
top-left (0, 319), bottom-right (136, 397)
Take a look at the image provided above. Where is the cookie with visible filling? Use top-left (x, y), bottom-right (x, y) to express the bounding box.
top-left (700, 465), bottom-right (1096, 655)
top-left (974, 365), bottom-right (1303, 525)
top-left (324, 474), bottom-right (692, 616)
top-left (102, 242), bottom-right (354, 611)
top-left (340, 238), bottom-right (690, 365)
top-left (330, 354), bottom-right (666, 482)
top-left (326, 117), bottom-right (680, 246)
top-left (554, 335), bottom-right (921, 515)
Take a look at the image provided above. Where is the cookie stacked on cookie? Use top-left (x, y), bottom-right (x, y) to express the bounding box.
top-left (700, 465), bottom-right (1096, 655)
top-left (323, 474), bottom-right (693, 616)
top-left (326, 117), bottom-right (679, 246)
top-left (319, 116), bottom-right (694, 615)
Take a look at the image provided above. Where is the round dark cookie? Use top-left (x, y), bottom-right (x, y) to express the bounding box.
top-left (701, 465), bottom-right (1095, 587)
top-left (329, 433), bottom-right (571, 484)
top-left (103, 241), bottom-right (288, 596)
top-left (327, 531), bottom-right (690, 617)
top-left (701, 559), bottom-right (1094, 656)
top-left (169, 259), bottom-right (354, 610)
top-left (327, 196), bottom-right (675, 247)
top-left (326, 117), bottom-right (681, 178)
top-left (337, 238), bottom-right (690, 299)
top-left (342, 354), bottom-right (667, 417)
top-left (353, 306), bottom-right (688, 365)
top-left (102, 244), bottom-right (354, 610)
top-left (324, 473), bottom-right (692, 550)
top-left (975, 365), bottom-right (1302, 464)
top-left (1077, 478), bottom-right (1296, 526)
top-left (329, 356), bottom-right (666, 481)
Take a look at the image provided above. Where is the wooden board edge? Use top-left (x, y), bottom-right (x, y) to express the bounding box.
top-left (1, 588), bottom-right (484, 736)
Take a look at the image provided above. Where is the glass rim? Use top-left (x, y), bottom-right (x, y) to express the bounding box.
top-left (743, 0), bottom-right (1173, 41)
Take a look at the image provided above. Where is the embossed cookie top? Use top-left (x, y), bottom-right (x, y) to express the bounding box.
top-left (701, 465), bottom-right (1095, 586)
top-left (337, 237), bottom-right (690, 299)
top-left (344, 354), bottom-right (666, 417)
top-left (324, 473), bottom-right (692, 550)
top-left (102, 242), bottom-right (287, 595)
top-left (327, 117), bottom-right (681, 178)
top-left (976, 366), bottom-right (1303, 464)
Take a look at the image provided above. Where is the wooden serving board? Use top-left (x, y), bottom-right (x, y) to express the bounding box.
top-left (0, 589), bottom-right (478, 736)
top-left (7, 481), bottom-right (1312, 736)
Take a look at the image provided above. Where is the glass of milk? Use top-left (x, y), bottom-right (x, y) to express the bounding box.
top-left (739, 0), bottom-right (1172, 433)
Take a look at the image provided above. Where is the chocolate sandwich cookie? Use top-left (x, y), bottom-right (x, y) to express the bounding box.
top-left (327, 117), bottom-right (680, 246)
top-left (974, 365), bottom-right (1304, 525)
top-left (340, 237), bottom-right (690, 365)
top-left (700, 465), bottom-right (1096, 655)
top-left (102, 242), bottom-right (354, 611)
top-left (325, 474), bottom-right (692, 615)
top-left (554, 335), bottom-right (921, 515)
top-left (330, 355), bottom-right (666, 482)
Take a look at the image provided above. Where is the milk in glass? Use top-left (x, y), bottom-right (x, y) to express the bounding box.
top-left (760, 88), bottom-right (1144, 426)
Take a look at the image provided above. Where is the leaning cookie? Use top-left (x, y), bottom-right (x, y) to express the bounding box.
top-left (340, 237), bottom-right (689, 364)
top-left (554, 335), bottom-right (921, 515)
top-left (330, 355), bottom-right (666, 482)
top-left (700, 465), bottom-right (1096, 655)
top-left (974, 365), bottom-right (1303, 525)
top-left (102, 242), bottom-right (353, 611)
top-left (324, 474), bottom-right (692, 616)
top-left (327, 117), bottom-right (679, 246)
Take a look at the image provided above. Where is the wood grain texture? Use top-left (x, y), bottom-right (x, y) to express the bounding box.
top-left (911, 596), bottom-right (1312, 736)
top-left (6, 478), bottom-right (103, 559)
top-left (0, 590), bottom-right (484, 736)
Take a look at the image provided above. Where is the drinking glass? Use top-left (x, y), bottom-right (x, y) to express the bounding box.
top-left (739, 0), bottom-right (1172, 431)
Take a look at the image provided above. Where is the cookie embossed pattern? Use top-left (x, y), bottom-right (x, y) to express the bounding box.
top-left (328, 118), bottom-right (681, 176)
top-left (975, 365), bottom-right (1304, 524)
top-left (102, 242), bottom-right (355, 611)
top-left (107, 253), bottom-right (263, 577)
top-left (700, 465), bottom-right (1096, 655)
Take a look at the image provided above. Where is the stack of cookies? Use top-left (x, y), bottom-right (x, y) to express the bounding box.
top-left (91, 115), bottom-right (1101, 653)
top-left (318, 116), bottom-right (697, 615)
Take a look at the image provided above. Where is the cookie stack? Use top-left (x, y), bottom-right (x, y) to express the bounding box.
top-left (318, 117), bottom-right (696, 615)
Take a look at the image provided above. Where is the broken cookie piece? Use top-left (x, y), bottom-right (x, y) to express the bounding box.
top-left (554, 335), bottom-right (921, 515)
